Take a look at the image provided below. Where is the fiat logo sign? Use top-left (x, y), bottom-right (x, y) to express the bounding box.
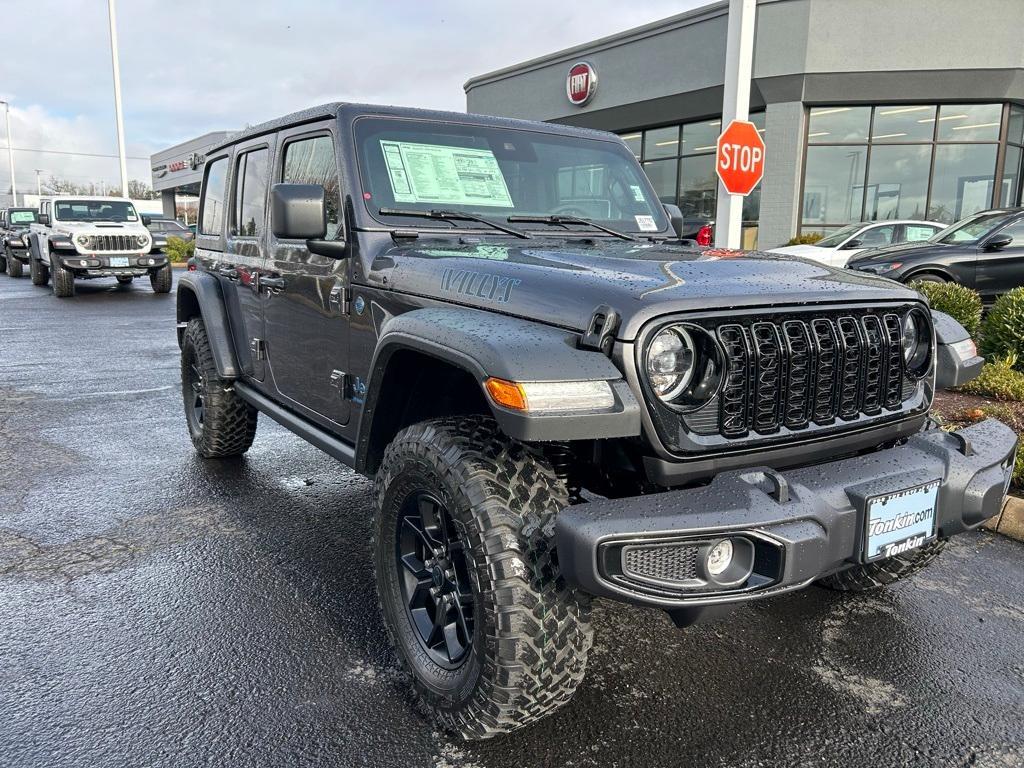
top-left (566, 61), bottom-right (597, 106)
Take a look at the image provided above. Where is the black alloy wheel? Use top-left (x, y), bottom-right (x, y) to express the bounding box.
top-left (395, 491), bottom-right (474, 668)
top-left (185, 360), bottom-right (206, 433)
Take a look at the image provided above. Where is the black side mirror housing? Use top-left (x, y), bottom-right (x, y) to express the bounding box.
top-left (271, 183), bottom-right (347, 258)
top-left (663, 203), bottom-right (684, 238)
top-left (985, 233), bottom-right (1013, 251)
top-left (841, 238), bottom-right (863, 249)
top-left (38, 213), bottom-right (50, 226)
top-left (141, 214), bottom-right (153, 226)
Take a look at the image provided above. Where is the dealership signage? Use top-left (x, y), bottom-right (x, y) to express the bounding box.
top-left (715, 120), bottom-right (765, 196)
top-left (566, 61), bottom-right (597, 106)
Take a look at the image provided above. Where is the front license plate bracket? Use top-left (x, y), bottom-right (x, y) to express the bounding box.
top-left (864, 480), bottom-right (939, 562)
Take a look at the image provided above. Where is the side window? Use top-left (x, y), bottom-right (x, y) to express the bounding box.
top-left (905, 225), bottom-right (937, 242)
top-left (282, 135), bottom-right (341, 239)
top-left (995, 221), bottom-right (1024, 247)
top-left (858, 225), bottom-right (896, 247)
top-left (200, 156), bottom-right (229, 236)
top-left (233, 147), bottom-right (270, 237)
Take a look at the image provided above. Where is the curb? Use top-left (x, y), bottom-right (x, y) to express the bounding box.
top-left (983, 495), bottom-right (1024, 543)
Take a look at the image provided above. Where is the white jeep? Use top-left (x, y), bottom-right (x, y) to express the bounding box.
top-left (28, 195), bottom-right (173, 297)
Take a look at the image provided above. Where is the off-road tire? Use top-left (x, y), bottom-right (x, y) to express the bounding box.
top-left (373, 416), bottom-right (593, 740)
top-left (7, 256), bottom-right (23, 278)
top-left (116, 275), bottom-right (133, 285)
top-left (151, 264), bottom-right (172, 293)
top-left (51, 258), bottom-right (75, 298)
top-left (29, 253), bottom-right (49, 286)
top-left (181, 318), bottom-right (257, 458)
top-left (0, 254), bottom-right (6, 274)
top-left (816, 539), bottom-right (946, 592)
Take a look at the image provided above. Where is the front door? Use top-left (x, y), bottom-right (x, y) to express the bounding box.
top-left (263, 128), bottom-right (351, 427)
top-left (976, 220), bottom-right (1024, 299)
top-left (224, 139), bottom-right (275, 382)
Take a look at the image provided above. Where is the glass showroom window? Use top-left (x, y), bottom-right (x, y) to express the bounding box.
top-left (800, 103), bottom-right (1010, 233)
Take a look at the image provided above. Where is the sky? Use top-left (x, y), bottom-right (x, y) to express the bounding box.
top-left (0, 0), bottom-right (704, 196)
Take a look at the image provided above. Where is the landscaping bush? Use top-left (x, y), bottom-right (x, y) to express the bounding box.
top-left (975, 403), bottom-right (1024, 489)
top-left (980, 287), bottom-right (1024, 368)
top-left (165, 236), bottom-right (195, 263)
top-left (911, 280), bottom-right (982, 338)
top-left (957, 355), bottom-right (1024, 401)
top-left (785, 232), bottom-right (823, 246)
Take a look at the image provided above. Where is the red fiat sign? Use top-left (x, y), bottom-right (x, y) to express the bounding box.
top-left (715, 120), bottom-right (766, 196)
top-left (566, 62), bottom-right (597, 106)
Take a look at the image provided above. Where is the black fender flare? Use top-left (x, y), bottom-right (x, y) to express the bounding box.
top-left (355, 306), bottom-right (641, 466)
top-left (931, 309), bottom-right (984, 389)
top-left (176, 270), bottom-right (241, 378)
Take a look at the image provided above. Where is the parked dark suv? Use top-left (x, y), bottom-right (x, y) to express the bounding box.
top-left (176, 103), bottom-right (1017, 739)
top-left (1, 207), bottom-right (39, 277)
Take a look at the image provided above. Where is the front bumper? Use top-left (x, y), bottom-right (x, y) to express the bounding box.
top-left (59, 253), bottom-right (166, 276)
top-left (556, 419), bottom-right (1017, 609)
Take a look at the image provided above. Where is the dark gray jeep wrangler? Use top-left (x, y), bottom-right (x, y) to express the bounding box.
top-left (176, 103), bottom-right (1018, 739)
top-left (1, 207), bottom-right (38, 278)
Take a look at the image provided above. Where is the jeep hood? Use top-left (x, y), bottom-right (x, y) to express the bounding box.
top-left (369, 239), bottom-right (922, 340)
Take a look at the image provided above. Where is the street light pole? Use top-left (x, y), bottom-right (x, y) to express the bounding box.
top-left (1, 101), bottom-right (16, 206)
top-left (713, 0), bottom-right (757, 249)
top-left (35, 169), bottom-right (44, 196)
top-left (107, 0), bottom-right (129, 198)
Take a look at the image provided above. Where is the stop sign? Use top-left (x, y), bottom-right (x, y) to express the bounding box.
top-left (716, 120), bottom-right (766, 196)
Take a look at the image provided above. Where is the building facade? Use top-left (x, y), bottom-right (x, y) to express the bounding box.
top-left (150, 131), bottom-right (235, 221)
top-left (464, 0), bottom-right (1024, 249)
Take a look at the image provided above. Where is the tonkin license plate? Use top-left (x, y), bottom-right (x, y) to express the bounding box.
top-left (864, 481), bottom-right (939, 561)
top-left (110, 257), bottom-right (130, 267)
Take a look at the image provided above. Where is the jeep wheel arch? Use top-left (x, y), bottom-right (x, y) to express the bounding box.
top-left (176, 271), bottom-right (241, 378)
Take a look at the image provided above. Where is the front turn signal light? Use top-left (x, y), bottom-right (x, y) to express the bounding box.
top-left (484, 378), bottom-right (615, 414)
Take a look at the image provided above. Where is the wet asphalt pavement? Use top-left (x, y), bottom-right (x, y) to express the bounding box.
top-left (1, 273), bottom-right (1022, 768)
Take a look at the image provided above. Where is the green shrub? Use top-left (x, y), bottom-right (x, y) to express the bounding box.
top-left (911, 280), bottom-right (982, 338)
top-left (957, 356), bottom-right (1024, 401)
top-left (980, 287), bottom-right (1024, 368)
top-left (165, 235), bottom-right (195, 263)
top-left (786, 232), bottom-right (823, 246)
top-left (976, 403), bottom-right (1024, 488)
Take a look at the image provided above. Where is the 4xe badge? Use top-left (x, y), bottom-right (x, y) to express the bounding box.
top-left (566, 62), bottom-right (597, 106)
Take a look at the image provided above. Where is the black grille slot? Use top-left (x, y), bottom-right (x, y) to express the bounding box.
top-left (750, 322), bottom-right (783, 433)
top-left (836, 317), bottom-right (863, 420)
top-left (882, 314), bottom-right (904, 409)
top-left (718, 325), bottom-right (749, 437)
top-left (622, 544), bottom-right (699, 585)
top-left (861, 315), bottom-right (885, 416)
top-left (782, 320), bottom-right (812, 429)
top-left (810, 319), bottom-right (839, 424)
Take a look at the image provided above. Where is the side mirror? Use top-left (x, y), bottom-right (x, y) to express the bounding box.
top-left (663, 203), bottom-right (684, 238)
top-left (271, 183), bottom-right (347, 258)
top-left (841, 238), bottom-right (863, 249)
top-left (985, 233), bottom-right (1013, 251)
top-left (38, 213), bottom-right (50, 226)
top-left (141, 214), bottom-right (153, 226)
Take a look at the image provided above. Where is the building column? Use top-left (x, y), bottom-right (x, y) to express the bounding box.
top-left (757, 101), bottom-right (805, 249)
top-left (161, 189), bottom-right (176, 220)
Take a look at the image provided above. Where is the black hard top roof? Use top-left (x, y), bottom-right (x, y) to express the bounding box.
top-left (206, 102), bottom-right (615, 155)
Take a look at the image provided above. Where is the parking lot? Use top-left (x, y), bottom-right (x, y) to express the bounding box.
top-left (1, 276), bottom-right (1022, 768)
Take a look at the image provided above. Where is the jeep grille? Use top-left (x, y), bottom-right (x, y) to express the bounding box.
top-left (90, 234), bottom-right (135, 252)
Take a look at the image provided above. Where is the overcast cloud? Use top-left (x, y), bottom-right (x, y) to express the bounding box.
top-left (0, 0), bottom-right (701, 195)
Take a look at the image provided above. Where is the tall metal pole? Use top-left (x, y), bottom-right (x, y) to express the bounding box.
top-left (2, 102), bottom-right (16, 206)
top-left (35, 169), bottom-right (44, 196)
top-left (107, 0), bottom-right (129, 198)
top-left (714, 0), bottom-right (757, 249)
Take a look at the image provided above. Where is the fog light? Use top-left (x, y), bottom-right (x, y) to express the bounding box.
top-left (706, 540), bottom-right (734, 576)
top-left (147, 258), bottom-right (155, 265)
top-left (78, 260), bottom-right (88, 267)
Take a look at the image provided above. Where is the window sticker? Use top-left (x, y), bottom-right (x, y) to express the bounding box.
top-left (380, 140), bottom-right (513, 207)
top-left (635, 214), bottom-right (658, 232)
top-left (630, 184), bottom-right (645, 202)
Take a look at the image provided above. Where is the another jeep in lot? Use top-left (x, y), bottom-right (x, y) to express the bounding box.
top-left (1, 206), bottom-right (38, 278)
top-left (28, 195), bottom-right (172, 297)
top-left (176, 103), bottom-right (1018, 739)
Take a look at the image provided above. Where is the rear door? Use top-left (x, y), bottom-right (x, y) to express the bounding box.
top-left (224, 137), bottom-right (275, 382)
top-left (976, 219), bottom-right (1024, 299)
top-left (262, 125), bottom-right (351, 427)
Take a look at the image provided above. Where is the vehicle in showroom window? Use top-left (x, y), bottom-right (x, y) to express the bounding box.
top-left (847, 207), bottom-right (1024, 300)
top-left (175, 103), bottom-right (1018, 740)
top-left (1, 206), bottom-right (39, 278)
top-left (27, 196), bottom-right (173, 297)
top-left (769, 220), bottom-right (943, 267)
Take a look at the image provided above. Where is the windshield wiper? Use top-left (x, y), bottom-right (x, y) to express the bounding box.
top-left (378, 208), bottom-right (530, 239)
top-left (506, 214), bottom-right (636, 241)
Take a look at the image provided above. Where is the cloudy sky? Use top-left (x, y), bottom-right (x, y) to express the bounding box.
top-left (0, 0), bottom-right (703, 196)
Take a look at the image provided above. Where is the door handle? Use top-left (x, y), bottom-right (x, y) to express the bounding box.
top-left (260, 276), bottom-right (286, 292)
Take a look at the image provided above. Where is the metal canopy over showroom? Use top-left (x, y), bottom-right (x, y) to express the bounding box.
top-left (464, 0), bottom-right (1024, 249)
top-left (150, 130), bottom-right (235, 221)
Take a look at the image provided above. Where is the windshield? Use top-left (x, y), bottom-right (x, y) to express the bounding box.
top-left (815, 223), bottom-right (865, 248)
top-left (8, 209), bottom-right (37, 225)
top-left (931, 211), bottom-right (1010, 244)
top-left (54, 199), bottom-right (139, 223)
top-left (354, 117), bottom-right (669, 235)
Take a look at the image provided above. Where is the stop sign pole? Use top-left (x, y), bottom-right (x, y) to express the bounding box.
top-left (713, 0), bottom-right (757, 249)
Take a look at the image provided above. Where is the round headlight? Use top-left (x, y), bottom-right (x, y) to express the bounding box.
top-left (901, 310), bottom-right (931, 377)
top-left (76, 234), bottom-right (90, 247)
top-left (647, 327), bottom-right (696, 400)
top-left (136, 234), bottom-right (150, 248)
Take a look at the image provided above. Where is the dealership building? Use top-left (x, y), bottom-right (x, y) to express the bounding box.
top-left (150, 131), bottom-right (234, 220)
top-left (464, 0), bottom-right (1024, 248)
